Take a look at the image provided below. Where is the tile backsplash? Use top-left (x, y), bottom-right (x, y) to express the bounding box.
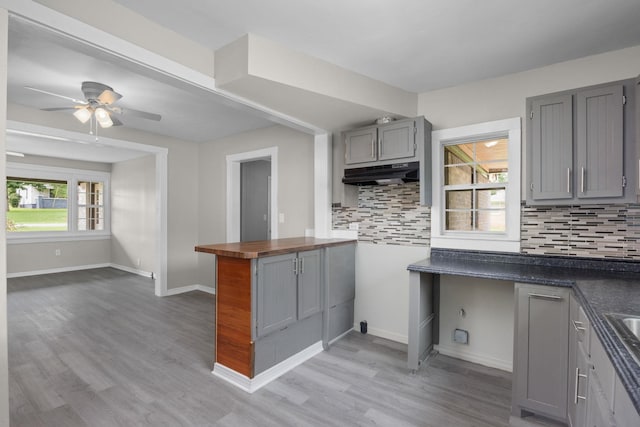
top-left (333, 183), bottom-right (640, 260)
top-left (332, 182), bottom-right (430, 246)
top-left (521, 203), bottom-right (640, 260)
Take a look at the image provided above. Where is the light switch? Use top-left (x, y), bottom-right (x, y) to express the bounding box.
top-left (279, 213), bottom-right (285, 223)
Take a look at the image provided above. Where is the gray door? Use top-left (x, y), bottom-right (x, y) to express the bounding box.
top-left (530, 94), bottom-right (574, 200)
top-left (576, 84), bottom-right (624, 199)
top-left (378, 120), bottom-right (415, 161)
top-left (257, 253), bottom-right (297, 337)
top-left (241, 159), bottom-right (270, 242)
top-left (297, 249), bottom-right (322, 320)
top-left (344, 127), bottom-right (378, 164)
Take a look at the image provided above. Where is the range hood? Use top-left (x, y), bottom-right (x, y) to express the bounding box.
top-left (342, 161), bottom-right (419, 186)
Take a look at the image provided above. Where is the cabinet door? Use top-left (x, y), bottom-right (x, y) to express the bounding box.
top-left (529, 95), bottom-right (574, 200)
top-left (571, 345), bottom-right (589, 427)
top-left (577, 84), bottom-right (624, 199)
top-left (514, 283), bottom-right (569, 421)
top-left (297, 249), bottom-right (323, 320)
top-left (378, 120), bottom-right (416, 161)
top-left (345, 127), bottom-right (377, 164)
top-left (257, 253), bottom-right (297, 337)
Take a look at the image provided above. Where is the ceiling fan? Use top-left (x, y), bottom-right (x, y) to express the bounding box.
top-left (24, 81), bottom-right (162, 129)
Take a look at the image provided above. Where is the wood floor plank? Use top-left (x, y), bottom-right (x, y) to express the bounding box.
top-left (8, 267), bottom-right (558, 426)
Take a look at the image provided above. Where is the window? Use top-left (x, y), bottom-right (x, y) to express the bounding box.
top-left (6, 163), bottom-right (110, 241)
top-left (431, 118), bottom-right (521, 252)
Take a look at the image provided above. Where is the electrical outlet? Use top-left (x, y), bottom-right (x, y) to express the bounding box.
top-left (453, 328), bottom-right (469, 344)
top-left (348, 222), bottom-right (359, 231)
top-left (55, 249), bottom-right (61, 256)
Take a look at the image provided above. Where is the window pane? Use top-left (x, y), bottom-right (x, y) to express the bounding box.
top-left (445, 189), bottom-right (472, 210)
top-left (476, 210), bottom-right (506, 232)
top-left (446, 210), bottom-right (473, 231)
top-left (78, 180), bottom-right (105, 231)
top-left (6, 178), bottom-right (68, 232)
top-left (444, 164), bottom-right (475, 185)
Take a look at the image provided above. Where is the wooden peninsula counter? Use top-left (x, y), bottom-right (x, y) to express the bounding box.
top-left (195, 237), bottom-right (356, 392)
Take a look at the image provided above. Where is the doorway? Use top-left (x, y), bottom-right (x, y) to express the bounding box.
top-left (226, 147), bottom-right (278, 243)
top-left (240, 160), bottom-right (271, 241)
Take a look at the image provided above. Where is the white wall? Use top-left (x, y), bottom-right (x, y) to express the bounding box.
top-left (197, 125), bottom-right (314, 287)
top-left (8, 103), bottom-right (200, 290)
top-left (437, 276), bottom-right (514, 371)
top-left (111, 155), bottom-right (156, 274)
top-left (354, 242), bottom-right (427, 344)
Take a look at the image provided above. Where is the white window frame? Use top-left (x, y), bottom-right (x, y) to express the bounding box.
top-left (431, 117), bottom-right (521, 253)
top-left (7, 163), bottom-right (111, 243)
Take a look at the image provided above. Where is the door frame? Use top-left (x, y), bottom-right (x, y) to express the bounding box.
top-left (226, 147), bottom-right (278, 242)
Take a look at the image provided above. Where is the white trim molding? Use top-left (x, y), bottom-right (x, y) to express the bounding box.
top-left (165, 284), bottom-right (216, 296)
top-left (6, 263), bottom-right (111, 278)
top-left (435, 344), bottom-right (513, 372)
top-left (431, 117), bottom-right (521, 253)
top-left (110, 263), bottom-right (153, 279)
top-left (226, 147), bottom-right (278, 242)
top-left (212, 341), bottom-right (323, 393)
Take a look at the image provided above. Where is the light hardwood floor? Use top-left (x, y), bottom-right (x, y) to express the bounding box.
top-left (8, 268), bottom-right (549, 426)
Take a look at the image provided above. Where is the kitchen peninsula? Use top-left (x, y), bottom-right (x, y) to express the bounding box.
top-left (195, 237), bottom-right (356, 392)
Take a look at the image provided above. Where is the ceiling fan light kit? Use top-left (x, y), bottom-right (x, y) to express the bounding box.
top-left (25, 81), bottom-right (161, 138)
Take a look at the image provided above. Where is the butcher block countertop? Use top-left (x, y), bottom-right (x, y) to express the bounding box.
top-left (195, 237), bottom-right (356, 259)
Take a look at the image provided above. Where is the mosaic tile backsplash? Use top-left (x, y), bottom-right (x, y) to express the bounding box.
top-left (333, 182), bottom-right (640, 261)
top-left (332, 182), bottom-right (430, 246)
top-left (521, 203), bottom-right (640, 260)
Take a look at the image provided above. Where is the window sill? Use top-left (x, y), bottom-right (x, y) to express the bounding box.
top-left (7, 232), bottom-right (111, 245)
top-left (431, 236), bottom-right (520, 253)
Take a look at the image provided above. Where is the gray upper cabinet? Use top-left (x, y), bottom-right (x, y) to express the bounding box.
top-left (297, 249), bottom-right (323, 320)
top-left (344, 127), bottom-right (377, 164)
top-left (377, 120), bottom-right (416, 161)
top-left (530, 94), bottom-right (573, 200)
top-left (513, 283), bottom-right (570, 422)
top-left (576, 84), bottom-right (624, 199)
top-left (526, 79), bottom-right (636, 205)
top-left (344, 118), bottom-right (417, 165)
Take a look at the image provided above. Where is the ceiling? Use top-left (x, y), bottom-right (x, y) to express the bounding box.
top-left (112, 0), bottom-right (640, 93)
top-left (6, 15), bottom-right (275, 162)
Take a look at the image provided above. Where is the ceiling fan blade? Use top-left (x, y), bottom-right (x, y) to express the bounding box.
top-left (110, 115), bottom-right (123, 126)
top-left (24, 86), bottom-right (87, 105)
top-left (111, 106), bottom-right (161, 121)
top-left (41, 107), bottom-right (79, 112)
top-left (97, 89), bottom-right (122, 105)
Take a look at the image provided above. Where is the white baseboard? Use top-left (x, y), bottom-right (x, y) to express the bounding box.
top-left (165, 284), bottom-right (216, 296)
top-left (109, 263), bottom-right (153, 278)
top-left (212, 341), bottom-right (323, 393)
top-left (435, 344), bottom-right (512, 372)
top-left (7, 263), bottom-right (111, 278)
top-left (328, 328), bottom-right (354, 346)
top-left (356, 324), bottom-right (408, 345)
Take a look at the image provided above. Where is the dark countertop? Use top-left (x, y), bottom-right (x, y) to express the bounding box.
top-left (408, 249), bottom-right (640, 415)
top-left (195, 237), bottom-right (356, 259)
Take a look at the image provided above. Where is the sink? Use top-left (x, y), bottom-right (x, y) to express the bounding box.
top-left (622, 317), bottom-right (640, 339)
top-left (605, 313), bottom-right (640, 364)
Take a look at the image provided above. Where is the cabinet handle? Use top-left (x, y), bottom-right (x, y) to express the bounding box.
top-left (300, 257), bottom-right (304, 274)
top-left (574, 367), bottom-right (588, 404)
top-left (528, 293), bottom-right (563, 301)
top-left (293, 258), bottom-right (298, 275)
top-left (581, 167), bottom-right (585, 193)
top-left (371, 139), bottom-right (375, 158)
top-left (378, 139), bottom-right (382, 157)
top-left (572, 320), bottom-right (586, 333)
top-left (567, 167), bottom-right (571, 193)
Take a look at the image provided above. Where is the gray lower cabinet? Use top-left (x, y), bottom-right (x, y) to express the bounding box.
top-left (513, 283), bottom-right (570, 422)
top-left (526, 79), bottom-right (636, 205)
top-left (568, 294), bottom-right (592, 427)
top-left (323, 243), bottom-right (356, 346)
top-left (256, 249), bottom-right (323, 338)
